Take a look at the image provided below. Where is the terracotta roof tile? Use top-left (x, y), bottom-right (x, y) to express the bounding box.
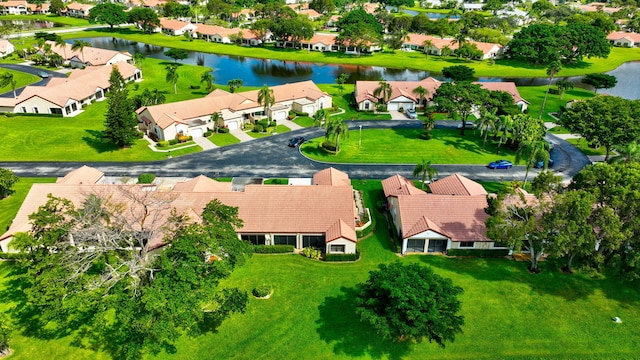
top-left (381, 175), bottom-right (426, 197)
top-left (56, 165), bottom-right (104, 185)
top-left (173, 175), bottom-right (232, 192)
top-left (607, 31), bottom-right (640, 42)
top-left (429, 174), bottom-right (487, 196)
top-left (313, 168), bottom-right (350, 186)
top-left (354, 77), bottom-right (442, 104)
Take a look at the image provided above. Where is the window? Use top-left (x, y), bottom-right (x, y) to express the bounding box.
top-left (493, 242), bottom-right (507, 248)
top-left (330, 245), bottom-right (345, 253)
top-left (459, 241), bottom-right (475, 248)
top-left (241, 234), bottom-right (265, 245)
top-left (273, 235), bottom-right (296, 246)
top-left (50, 108), bottom-right (62, 115)
top-left (32, 107), bottom-right (39, 114)
top-left (21, 106), bottom-right (26, 113)
top-left (406, 239), bottom-right (425, 252)
top-left (302, 235), bottom-right (325, 248)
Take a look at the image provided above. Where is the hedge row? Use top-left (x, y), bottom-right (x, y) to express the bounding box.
top-left (325, 251), bottom-right (360, 262)
top-left (0, 252), bottom-right (26, 260)
top-left (253, 245), bottom-right (295, 253)
top-left (447, 249), bottom-right (510, 257)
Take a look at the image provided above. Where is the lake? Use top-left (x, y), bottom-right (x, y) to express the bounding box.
top-left (77, 37), bottom-right (640, 100)
top-left (0, 20), bottom-right (64, 30)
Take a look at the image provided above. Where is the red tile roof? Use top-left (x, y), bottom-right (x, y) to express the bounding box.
top-left (354, 77), bottom-right (442, 104)
top-left (607, 31), bottom-right (640, 43)
top-left (429, 174), bottom-right (487, 196)
top-left (381, 175), bottom-right (426, 198)
top-left (56, 165), bottom-right (104, 185)
top-left (313, 168), bottom-right (350, 186)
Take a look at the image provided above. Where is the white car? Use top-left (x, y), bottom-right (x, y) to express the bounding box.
top-left (457, 121), bottom-right (476, 129)
top-left (406, 108), bottom-right (418, 119)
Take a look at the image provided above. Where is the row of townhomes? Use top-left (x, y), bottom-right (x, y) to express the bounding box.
top-left (137, 80), bottom-right (331, 140)
top-left (0, 1), bottom-right (89, 16)
top-left (35, 40), bottom-right (134, 68)
top-left (0, 62), bottom-right (141, 116)
top-left (353, 77), bottom-right (529, 112)
top-left (0, 166), bottom-right (359, 255)
top-left (607, 31), bottom-right (640, 48)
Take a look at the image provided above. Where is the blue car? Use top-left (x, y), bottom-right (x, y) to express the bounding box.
top-left (488, 160), bottom-right (513, 169)
top-left (534, 159), bottom-right (554, 168)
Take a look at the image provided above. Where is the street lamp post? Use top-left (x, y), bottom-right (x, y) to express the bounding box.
top-left (358, 125), bottom-right (362, 149)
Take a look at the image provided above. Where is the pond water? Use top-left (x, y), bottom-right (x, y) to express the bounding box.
top-left (0, 20), bottom-right (64, 30)
top-left (77, 37), bottom-right (640, 100)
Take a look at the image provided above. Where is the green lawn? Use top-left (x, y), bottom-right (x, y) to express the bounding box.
top-left (300, 128), bottom-right (515, 164)
top-left (294, 116), bottom-right (314, 127)
top-left (60, 27), bottom-right (640, 77)
top-left (566, 138), bottom-right (609, 156)
top-left (0, 177), bottom-right (55, 232)
top-left (318, 84), bottom-right (392, 121)
top-left (208, 132), bottom-right (240, 146)
top-left (517, 85), bottom-right (595, 123)
top-left (2, 14), bottom-right (91, 27)
top-left (246, 125), bottom-right (291, 138)
top-left (0, 69), bottom-right (40, 94)
top-left (1, 180), bottom-right (639, 359)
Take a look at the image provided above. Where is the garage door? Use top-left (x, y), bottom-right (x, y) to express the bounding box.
top-left (302, 105), bottom-right (315, 114)
top-left (273, 111), bottom-right (287, 120)
top-left (227, 121), bottom-right (239, 130)
top-left (191, 128), bottom-right (203, 138)
top-left (387, 102), bottom-right (398, 111)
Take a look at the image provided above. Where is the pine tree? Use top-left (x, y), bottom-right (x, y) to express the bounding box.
top-left (103, 67), bottom-right (138, 148)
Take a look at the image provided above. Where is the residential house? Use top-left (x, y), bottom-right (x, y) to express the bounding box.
top-left (27, 2), bottom-right (50, 14)
top-left (354, 77), bottom-right (529, 112)
top-left (298, 8), bottom-right (321, 20)
top-left (0, 0), bottom-right (28, 15)
top-left (0, 166), bottom-right (358, 255)
top-left (231, 8), bottom-right (254, 22)
top-left (0, 62), bottom-right (142, 117)
top-left (402, 33), bottom-right (504, 60)
top-left (607, 31), bottom-right (640, 47)
top-left (576, 2), bottom-right (621, 14)
top-left (160, 18), bottom-right (198, 36)
top-left (382, 174), bottom-right (507, 255)
top-left (300, 34), bottom-right (340, 52)
top-left (40, 40), bottom-right (133, 68)
top-left (0, 40), bottom-right (15, 58)
top-left (195, 24), bottom-right (261, 45)
top-left (65, 2), bottom-right (94, 18)
top-left (137, 80), bottom-right (331, 140)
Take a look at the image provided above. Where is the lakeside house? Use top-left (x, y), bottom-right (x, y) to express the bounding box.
top-left (0, 166), bottom-right (358, 255)
top-left (401, 33), bottom-right (504, 60)
top-left (137, 80), bottom-right (331, 140)
top-left (38, 40), bottom-right (133, 68)
top-left (353, 77), bottom-right (529, 112)
top-left (0, 0), bottom-right (28, 15)
top-left (382, 174), bottom-right (508, 255)
top-left (0, 62), bottom-right (142, 117)
top-left (159, 18), bottom-right (198, 36)
top-left (607, 31), bottom-right (640, 47)
top-left (65, 2), bottom-right (94, 18)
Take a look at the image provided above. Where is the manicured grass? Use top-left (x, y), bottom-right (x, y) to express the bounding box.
top-left (2, 14), bottom-right (91, 27)
top-left (517, 85), bottom-right (595, 123)
top-left (0, 101), bottom-right (199, 161)
top-left (318, 84), bottom-right (392, 121)
top-left (0, 177), bottom-right (55, 232)
top-left (208, 132), bottom-right (240, 146)
top-left (566, 138), bottom-right (609, 156)
top-left (300, 128), bottom-right (515, 164)
top-left (61, 27), bottom-right (640, 77)
top-left (0, 69), bottom-right (40, 94)
top-left (294, 116), bottom-right (314, 127)
top-left (2, 180), bottom-right (640, 359)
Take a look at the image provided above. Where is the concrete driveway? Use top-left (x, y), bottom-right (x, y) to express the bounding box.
top-left (0, 120), bottom-right (590, 182)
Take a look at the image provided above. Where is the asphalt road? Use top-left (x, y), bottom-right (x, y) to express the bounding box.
top-left (0, 63), bottom-right (67, 97)
top-left (0, 121), bottom-right (591, 182)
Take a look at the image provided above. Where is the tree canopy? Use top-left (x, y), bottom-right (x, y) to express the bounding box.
top-left (103, 67), bottom-right (138, 148)
top-left (581, 73), bottom-right (618, 93)
top-left (433, 81), bottom-right (488, 135)
top-left (13, 194), bottom-right (253, 359)
top-left (355, 262), bottom-right (464, 345)
top-left (128, 7), bottom-right (160, 33)
top-left (442, 65), bottom-right (475, 82)
top-left (0, 168), bottom-right (18, 199)
top-left (88, 3), bottom-right (128, 29)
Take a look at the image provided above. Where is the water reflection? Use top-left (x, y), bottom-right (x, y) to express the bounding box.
top-left (77, 37), bottom-right (639, 99)
top-left (0, 20), bottom-right (64, 29)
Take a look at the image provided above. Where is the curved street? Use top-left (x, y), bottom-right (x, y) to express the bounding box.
top-left (0, 120), bottom-right (591, 182)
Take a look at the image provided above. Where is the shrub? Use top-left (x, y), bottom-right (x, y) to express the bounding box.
top-left (157, 140), bottom-right (169, 148)
top-left (321, 141), bottom-right (337, 152)
top-left (168, 139), bottom-right (179, 145)
top-left (218, 127), bottom-right (230, 133)
top-left (190, 85), bottom-right (200, 89)
top-left (293, 111), bottom-right (308, 117)
top-left (256, 119), bottom-right (269, 129)
top-left (253, 245), bottom-right (294, 253)
top-left (301, 247), bottom-right (322, 260)
top-left (177, 135), bottom-right (190, 143)
top-left (204, 131), bottom-right (213, 137)
top-left (376, 104), bottom-right (387, 112)
top-left (419, 131), bottom-right (433, 140)
top-left (325, 251), bottom-right (360, 262)
top-left (138, 173), bottom-right (156, 184)
top-left (252, 285), bottom-right (272, 298)
top-left (447, 249), bottom-right (510, 257)
top-left (0, 252), bottom-right (26, 260)
top-left (253, 124), bottom-right (264, 133)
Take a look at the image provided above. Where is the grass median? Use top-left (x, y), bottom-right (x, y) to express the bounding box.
top-left (0, 68), bottom-right (40, 93)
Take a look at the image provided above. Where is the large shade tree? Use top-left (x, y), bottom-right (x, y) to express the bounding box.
top-left (88, 3), bottom-right (128, 29)
top-left (355, 262), bottom-right (464, 346)
top-left (433, 82), bottom-right (488, 135)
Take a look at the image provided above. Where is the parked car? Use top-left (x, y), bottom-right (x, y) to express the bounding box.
top-left (488, 160), bottom-right (513, 169)
top-left (288, 136), bottom-right (304, 147)
top-left (406, 108), bottom-right (418, 119)
top-left (534, 159), bottom-right (554, 168)
top-left (38, 71), bottom-right (49, 78)
top-left (457, 121), bottom-right (476, 129)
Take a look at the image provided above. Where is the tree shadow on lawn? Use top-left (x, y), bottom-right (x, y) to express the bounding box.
top-left (418, 255), bottom-right (640, 305)
top-left (83, 130), bottom-right (121, 154)
top-left (316, 286), bottom-right (412, 360)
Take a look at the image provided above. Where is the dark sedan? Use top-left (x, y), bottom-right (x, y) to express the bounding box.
top-left (288, 136), bottom-right (305, 147)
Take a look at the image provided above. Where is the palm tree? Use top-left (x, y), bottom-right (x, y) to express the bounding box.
top-left (412, 85), bottom-right (428, 108)
top-left (440, 45), bottom-right (453, 57)
top-left (133, 53), bottom-right (146, 67)
top-left (495, 115), bottom-right (512, 154)
top-left (413, 159), bottom-right (438, 190)
top-left (0, 72), bottom-right (17, 98)
top-left (227, 78), bottom-right (243, 93)
top-left (515, 139), bottom-right (549, 187)
top-left (211, 112), bottom-right (224, 132)
top-left (556, 80), bottom-right (574, 100)
top-left (48, 53), bottom-right (64, 68)
top-left (539, 60), bottom-right (562, 119)
top-left (313, 109), bottom-right (328, 130)
top-left (71, 40), bottom-right (91, 65)
top-left (609, 141), bottom-right (640, 165)
top-left (477, 108), bottom-right (498, 150)
top-left (200, 71), bottom-right (215, 92)
top-left (257, 85), bottom-right (275, 121)
top-left (165, 64), bottom-right (179, 95)
top-left (373, 80), bottom-right (392, 106)
top-left (422, 39), bottom-right (434, 58)
top-left (451, 33), bottom-right (467, 58)
top-left (336, 73), bottom-right (348, 95)
top-left (54, 35), bottom-right (67, 61)
top-left (326, 118), bottom-right (349, 152)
